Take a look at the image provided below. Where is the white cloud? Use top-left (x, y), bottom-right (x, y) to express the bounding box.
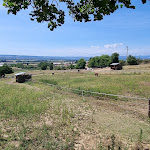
top-left (91, 46), bottom-right (100, 49)
top-left (104, 43), bottom-right (123, 49)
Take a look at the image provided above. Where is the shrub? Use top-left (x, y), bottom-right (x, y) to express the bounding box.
top-left (127, 55), bottom-right (138, 65)
top-left (119, 60), bottom-right (126, 66)
top-left (0, 65), bottom-right (13, 76)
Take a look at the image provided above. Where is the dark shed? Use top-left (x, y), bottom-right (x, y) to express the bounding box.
top-left (15, 72), bottom-right (32, 83)
top-left (110, 63), bottom-right (122, 70)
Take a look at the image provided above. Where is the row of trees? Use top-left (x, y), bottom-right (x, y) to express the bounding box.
top-left (4, 53), bottom-right (147, 73)
top-left (88, 53), bottom-right (119, 68)
top-left (10, 63), bottom-right (37, 69)
top-left (38, 62), bottom-right (54, 70)
top-left (88, 53), bottom-right (144, 68)
top-left (119, 55), bottom-right (143, 66)
top-left (38, 59), bottom-right (86, 70)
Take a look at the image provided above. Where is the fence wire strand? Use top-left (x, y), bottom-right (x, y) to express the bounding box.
top-left (37, 81), bottom-right (150, 117)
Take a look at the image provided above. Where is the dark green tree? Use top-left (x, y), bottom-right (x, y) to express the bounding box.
top-left (88, 55), bottom-right (111, 68)
top-left (16, 63), bottom-right (24, 69)
top-left (2, 0), bottom-right (147, 31)
top-left (38, 62), bottom-right (48, 70)
top-left (111, 53), bottom-right (119, 63)
top-left (99, 55), bottom-right (111, 67)
top-left (0, 65), bottom-right (13, 77)
top-left (88, 57), bottom-right (95, 68)
top-left (127, 55), bottom-right (138, 65)
top-left (68, 64), bottom-right (75, 69)
top-left (49, 62), bottom-right (54, 70)
top-left (76, 58), bottom-right (86, 69)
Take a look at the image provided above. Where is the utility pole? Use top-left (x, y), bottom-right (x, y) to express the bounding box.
top-left (126, 46), bottom-right (128, 65)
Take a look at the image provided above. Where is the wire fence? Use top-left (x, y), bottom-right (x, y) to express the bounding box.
top-left (38, 82), bottom-right (150, 118)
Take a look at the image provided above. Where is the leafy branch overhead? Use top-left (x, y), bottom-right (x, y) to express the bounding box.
top-left (3, 0), bottom-right (147, 31)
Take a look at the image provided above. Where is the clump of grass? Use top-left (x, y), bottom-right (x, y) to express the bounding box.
top-left (138, 128), bottom-right (143, 143)
top-left (0, 82), bottom-right (53, 118)
top-left (40, 79), bottom-right (57, 85)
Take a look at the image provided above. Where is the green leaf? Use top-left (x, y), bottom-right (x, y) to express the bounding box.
top-left (3, 3), bottom-right (6, 6)
top-left (142, 0), bottom-right (146, 4)
top-left (120, 4), bottom-right (123, 8)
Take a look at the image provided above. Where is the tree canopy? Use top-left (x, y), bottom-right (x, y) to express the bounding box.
top-left (76, 58), bottom-right (86, 69)
top-left (88, 53), bottom-right (119, 68)
top-left (0, 65), bottom-right (13, 77)
top-left (3, 0), bottom-right (147, 31)
top-left (111, 52), bottom-right (119, 63)
top-left (127, 55), bottom-right (138, 65)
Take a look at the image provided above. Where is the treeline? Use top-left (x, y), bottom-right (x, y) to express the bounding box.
top-left (38, 59), bottom-right (86, 70)
top-left (88, 53), bottom-right (148, 68)
top-left (3, 53), bottom-right (150, 73)
top-left (10, 63), bottom-right (37, 69)
top-left (88, 53), bottom-right (119, 68)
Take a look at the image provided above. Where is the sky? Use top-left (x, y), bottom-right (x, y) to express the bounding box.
top-left (0, 0), bottom-right (150, 57)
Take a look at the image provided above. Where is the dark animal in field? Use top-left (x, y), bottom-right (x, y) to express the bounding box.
top-left (95, 73), bottom-right (98, 77)
top-left (78, 70), bottom-right (80, 73)
top-left (52, 73), bottom-right (54, 75)
top-left (1, 74), bottom-right (5, 78)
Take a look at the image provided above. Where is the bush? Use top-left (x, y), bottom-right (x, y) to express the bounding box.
top-left (49, 62), bottom-right (53, 70)
top-left (142, 59), bottom-right (150, 64)
top-left (137, 58), bottom-right (143, 65)
top-left (38, 62), bottom-right (48, 70)
top-left (88, 55), bottom-right (111, 68)
top-left (111, 52), bottom-right (119, 63)
top-left (68, 64), bottom-right (75, 69)
top-left (54, 66), bottom-right (67, 70)
top-left (119, 60), bottom-right (126, 66)
top-left (76, 58), bottom-right (86, 69)
top-left (127, 55), bottom-right (138, 65)
top-left (0, 65), bottom-right (13, 76)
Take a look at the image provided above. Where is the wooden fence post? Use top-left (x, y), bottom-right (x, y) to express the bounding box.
top-left (148, 99), bottom-right (150, 118)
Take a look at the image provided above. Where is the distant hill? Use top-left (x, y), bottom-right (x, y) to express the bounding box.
top-left (0, 55), bottom-right (150, 61)
top-left (119, 56), bottom-right (150, 60)
top-left (0, 55), bottom-right (91, 61)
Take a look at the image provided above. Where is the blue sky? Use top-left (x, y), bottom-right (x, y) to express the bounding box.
top-left (0, 0), bottom-right (150, 57)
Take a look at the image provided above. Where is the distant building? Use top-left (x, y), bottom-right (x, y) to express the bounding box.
top-left (0, 63), bottom-right (4, 67)
top-left (15, 72), bottom-right (32, 83)
top-left (110, 63), bottom-right (122, 70)
top-left (53, 62), bottom-right (62, 66)
top-left (86, 67), bottom-right (93, 71)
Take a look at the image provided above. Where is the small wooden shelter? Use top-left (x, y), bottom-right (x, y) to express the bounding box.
top-left (110, 63), bottom-right (122, 70)
top-left (15, 72), bottom-right (32, 83)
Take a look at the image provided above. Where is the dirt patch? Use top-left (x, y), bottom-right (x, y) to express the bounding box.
top-left (75, 133), bottom-right (100, 150)
top-left (141, 82), bottom-right (150, 86)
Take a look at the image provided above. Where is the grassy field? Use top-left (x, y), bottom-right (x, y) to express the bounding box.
top-left (1, 65), bottom-right (150, 149)
top-left (33, 70), bottom-right (150, 99)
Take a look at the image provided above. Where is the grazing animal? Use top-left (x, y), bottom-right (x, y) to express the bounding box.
top-left (95, 73), bottom-right (98, 77)
top-left (52, 73), bottom-right (54, 75)
top-left (2, 74), bottom-right (5, 78)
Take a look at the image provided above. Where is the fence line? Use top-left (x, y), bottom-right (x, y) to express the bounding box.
top-left (38, 82), bottom-right (150, 118)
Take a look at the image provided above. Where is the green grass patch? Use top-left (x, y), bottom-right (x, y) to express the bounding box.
top-left (40, 79), bottom-right (57, 85)
top-left (0, 82), bottom-right (53, 118)
top-left (34, 73), bottom-right (150, 98)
